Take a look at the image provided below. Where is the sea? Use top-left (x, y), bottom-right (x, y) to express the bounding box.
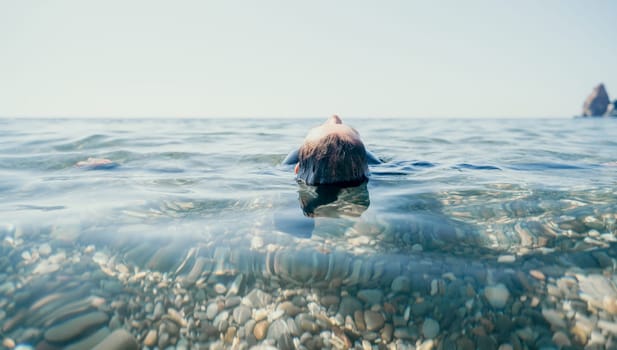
top-left (1, 117), bottom-right (617, 349)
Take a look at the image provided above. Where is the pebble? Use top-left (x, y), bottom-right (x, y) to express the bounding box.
top-left (45, 311), bottom-right (109, 343)
top-left (277, 301), bottom-right (301, 317)
top-left (422, 318), bottom-right (440, 339)
top-left (552, 331), bottom-right (571, 347)
top-left (224, 327), bottom-right (236, 343)
top-left (38, 243), bottom-right (52, 256)
top-left (364, 310), bottom-right (385, 331)
top-left (267, 319), bottom-right (290, 340)
top-left (320, 295), bottom-right (340, 307)
top-left (268, 309), bottom-right (284, 322)
top-left (226, 274), bottom-right (244, 297)
top-left (497, 255), bottom-right (516, 263)
top-left (391, 276), bottom-right (411, 293)
top-left (143, 329), bottom-right (157, 347)
top-left (381, 323), bottom-right (393, 343)
top-left (233, 305), bottom-right (252, 325)
top-left (354, 310), bottom-right (366, 331)
top-left (214, 283), bottom-right (227, 294)
top-left (206, 302), bottom-right (219, 320)
top-left (167, 308), bottom-right (187, 327)
top-left (393, 327), bottom-right (415, 339)
top-left (92, 329), bottom-right (138, 350)
top-left (64, 327), bottom-right (110, 350)
top-left (253, 320), bottom-right (269, 340)
top-left (254, 308), bottom-right (269, 322)
top-left (484, 284), bottom-right (510, 309)
top-left (244, 289), bottom-right (271, 308)
top-left (225, 296), bottom-right (242, 309)
top-left (338, 296), bottom-right (362, 317)
top-left (597, 319), bottom-right (617, 334)
top-left (541, 308), bottom-right (566, 329)
top-left (32, 261), bottom-right (60, 275)
top-left (213, 310), bottom-right (229, 331)
top-left (357, 289), bottom-right (383, 305)
top-left (2, 338), bottom-right (16, 348)
top-left (529, 270), bottom-right (545, 281)
top-left (418, 339), bottom-right (435, 350)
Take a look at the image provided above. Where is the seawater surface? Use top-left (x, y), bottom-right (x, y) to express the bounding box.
top-left (1, 118), bottom-right (617, 349)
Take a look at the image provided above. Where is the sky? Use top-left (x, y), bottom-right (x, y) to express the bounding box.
top-left (1, 0), bottom-right (616, 118)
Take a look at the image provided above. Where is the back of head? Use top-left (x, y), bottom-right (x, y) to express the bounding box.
top-left (297, 133), bottom-right (369, 186)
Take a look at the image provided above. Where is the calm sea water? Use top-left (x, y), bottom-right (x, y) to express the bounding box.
top-left (2, 118), bottom-right (616, 253)
top-left (1, 117), bottom-right (617, 348)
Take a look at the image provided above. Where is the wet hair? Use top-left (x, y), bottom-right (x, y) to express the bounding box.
top-left (297, 133), bottom-right (369, 186)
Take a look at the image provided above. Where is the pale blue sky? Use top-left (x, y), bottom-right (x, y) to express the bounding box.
top-left (1, 0), bottom-right (616, 118)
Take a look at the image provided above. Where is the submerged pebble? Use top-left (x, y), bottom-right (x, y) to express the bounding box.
top-left (484, 284), bottom-right (510, 309)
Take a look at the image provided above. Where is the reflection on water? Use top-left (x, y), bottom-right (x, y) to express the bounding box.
top-left (297, 183), bottom-right (370, 219)
top-left (1, 118), bottom-right (617, 349)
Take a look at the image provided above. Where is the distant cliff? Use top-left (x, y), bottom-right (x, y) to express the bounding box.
top-left (582, 83), bottom-right (617, 117)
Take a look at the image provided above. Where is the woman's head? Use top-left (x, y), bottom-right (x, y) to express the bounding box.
top-left (296, 116), bottom-right (369, 186)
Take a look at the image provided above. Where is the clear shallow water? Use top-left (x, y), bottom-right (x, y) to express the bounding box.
top-left (2, 117), bottom-right (617, 349)
top-left (2, 118), bottom-right (616, 254)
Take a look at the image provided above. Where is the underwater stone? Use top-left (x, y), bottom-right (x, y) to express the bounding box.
top-left (64, 327), bottom-right (110, 350)
top-left (143, 329), bottom-right (157, 347)
top-left (542, 308), bottom-right (566, 329)
top-left (338, 296), bottom-right (362, 317)
top-left (45, 311), bottom-right (109, 343)
top-left (243, 289), bottom-right (271, 308)
top-left (253, 320), bottom-right (269, 340)
top-left (391, 276), bottom-right (411, 293)
top-left (484, 284), bottom-right (510, 309)
top-left (277, 301), bottom-right (302, 317)
top-left (422, 318), bottom-right (440, 339)
top-left (206, 302), bottom-right (219, 320)
top-left (92, 329), bottom-right (138, 350)
top-left (233, 305), bottom-right (252, 325)
top-left (357, 289), bottom-right (383, 306)
top-left (267, 319), bottom-right (291, 340)
top-left (364, 310), bottom-right (385, 332)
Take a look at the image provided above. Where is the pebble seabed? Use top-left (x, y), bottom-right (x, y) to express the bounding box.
top-left (2, 223), bottom-right (617, 350)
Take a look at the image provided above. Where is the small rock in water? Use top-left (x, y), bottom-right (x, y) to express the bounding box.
top-left (277, 301), bottom-right (301, 317)
top-left (143, 329), bottom-right (158, 347)
top-left (357, 289), bottom-right (383, 306)
top-left (422, 318), bottom-right (440, 339)
top-left (484, 284), bottom-right (510, 309)
top-left (243, 289), bottom-right (272, 308)
top-left (33, 261), bottom-right (60, 274)
top-left (206, 303), bottom-right (219, 320)
top-left (529, 270), bottom-right (545, 280)
top-left (552, 331), bottom-right (571, 347)
top-left (45, 311), bottom-right (109, 343)
top-left (92, 329), bottom-right (138, 350)
top-left (391, 276), bottom-right (411, 293)
top-left (267, 319), bottom-right (290, 340)
top-left (268, 309), bottom-right (284, 322)
top-left (233, 305), bottom-right (252, 325)
top-left (364, 310), bottom-right (385, 331)
top-left (226, 274), bottom-right (244, 297)
top-left (542, 308), bottom-right (566, 329)
top-left (497, 255), bottom-right (515, 263)
top-left (2, 338), bottom-right (16, 348)
top-left (214, 283), bottom-right (227, 294)
top-left (253, 320), bottom-right (269, 340)
top-left (320, 295), bottom-right (340, 307)
top-left (338, 296), bottom-right (362, 317)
